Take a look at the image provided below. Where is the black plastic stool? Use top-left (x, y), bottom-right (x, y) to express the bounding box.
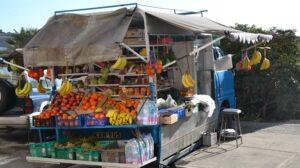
top-left (218, 108), bottom-right (243, 147)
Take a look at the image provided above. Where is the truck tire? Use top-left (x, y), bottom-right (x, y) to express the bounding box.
top-left (0, 79), bottom-right (16, 113)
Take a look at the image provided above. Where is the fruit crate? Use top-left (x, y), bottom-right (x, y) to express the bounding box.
top-left (32, 116), bottom-right (56, 127)
top-left (56, 115), bottom-right (84, 127)
top-left (84, 114), bottom-right (108, 127)
top-left (29, 143), bottom-right (43, 157)
top-left (101, 148), bottom-right (126, 163)
top-left (168, 106), bottom-right (186, 119)
top-left (29, 141), bottom-right (55, 157)
top-left (51, 147), bottom-right (75, 160)
top-left (74, 148), bottom-right (100, 161)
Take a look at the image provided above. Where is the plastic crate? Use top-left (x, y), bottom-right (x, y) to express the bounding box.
top-left (32, 116), bottom-right (56, 127)
top-left (56, 115), bottom-right (84, 127)
top-left (29, 143), bottom-right (43, 157)
top-left (95, 141), bottom-right (118, 149)
top-left (51, 147), bottom-right (75, 160)
top-left (74, 148), bottom-right (100, 161)
top-left (101, 148), bottom-right (125, 163)
top-left (29, 141), bottom-right (55, 157)
top-left (84, 114), bottom-right (108, 127)
top-left (168, 106), bottom-right (186, 119)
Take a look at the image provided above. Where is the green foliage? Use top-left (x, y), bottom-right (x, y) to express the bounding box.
top-left (6, 27), bottom-right (39, 49)
top-left (221, 24), bottom-right (300, 121)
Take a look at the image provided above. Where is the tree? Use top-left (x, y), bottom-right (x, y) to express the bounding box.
top-left (6, 27), bottom-right (39, 50)
top-left (221, 24), bottom-right (300, 121)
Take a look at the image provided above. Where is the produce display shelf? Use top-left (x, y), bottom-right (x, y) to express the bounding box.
top-left (119, 84), bottom-right (149, 87)
top-left (88, 73), bottom-right (119, 76)
top-left (58, 73), bottom-right (88, 77)
top-left (112, 56), bottom-right (142, 60)
top-left (30, 125), bottom-right (159, 130)
top-left (88, 73), bottom-right (147, 77)
top-left (128, 44), bottom-right (171, 47)
top-left (26, 156), bottom-right (157, 168)
top-left (157, 86), bottom-right (172, 92)
top-left (88, 84), bottom-right (120, 87)
top-left (30, 127), bottom-right (56, 130)
top-left (110, 95), bottom-right (148, 98)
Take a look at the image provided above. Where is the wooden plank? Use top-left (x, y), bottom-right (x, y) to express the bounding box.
top-left (26, 156), bottom-right (157, 168)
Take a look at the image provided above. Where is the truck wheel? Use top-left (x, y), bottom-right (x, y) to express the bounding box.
top-left (0, 79), bottom-right (15, 113)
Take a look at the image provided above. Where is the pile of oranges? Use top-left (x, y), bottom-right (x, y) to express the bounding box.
top-left (104, 98), bottom-right (140, 117)
top-left (80, 92), bottom-right (105, 111)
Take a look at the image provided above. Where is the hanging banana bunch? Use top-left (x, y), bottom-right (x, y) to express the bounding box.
top-left (260, 47), bottom-right (271, 70)
top-left (37, 80), bottom-right (50, 93)
top-left (15, 75), bottom-right (32, 97)
top-left (111, 56), bottom-right (127, 70)
top-left (57, 80), bottom-right (73, 96)
top-left (9, 59), bottom-right (19, 72)
top-left (182, 72), bottom-right (196, 88)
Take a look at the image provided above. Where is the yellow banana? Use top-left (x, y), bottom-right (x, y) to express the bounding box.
top-left (111, 57), bottom-right (123, 70)
top-left (16, 82), bottom-right (32, 97)
top-left (58, 80), bottom-right (68, 96)
top-left (10, 59), bottom-right (19, 72)
top-left (64, 81), bottom-right (73, 95)
top-left (182, 74), bottom-right (190, 88)
top-left (37, 81), bottom-right (49, 93)
top-left (186, 74), bottom-right (196, 87)
top-left (119, 57), bottom-right (127, 70)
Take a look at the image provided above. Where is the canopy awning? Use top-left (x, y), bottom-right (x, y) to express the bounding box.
top-left (23, 7), bottom-right (272, 66)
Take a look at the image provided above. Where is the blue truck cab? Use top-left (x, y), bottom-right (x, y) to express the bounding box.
top-left (213, 47), bottom-right (236, 110)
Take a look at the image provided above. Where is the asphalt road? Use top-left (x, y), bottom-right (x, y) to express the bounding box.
top-left (1, 121), bottom-right (300, 168)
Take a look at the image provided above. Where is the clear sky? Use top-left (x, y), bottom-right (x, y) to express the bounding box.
top-left (0, 0), bottom-right (299, 35)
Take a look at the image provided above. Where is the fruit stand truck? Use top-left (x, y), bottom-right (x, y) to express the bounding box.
top-left (21, 3), bottom-right (272, 167)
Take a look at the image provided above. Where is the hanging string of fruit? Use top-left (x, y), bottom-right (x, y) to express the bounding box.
top-left (259, 47), bottom-right (271, 70)
top-left (145, 50), bottom-right (163, 77)
top-left (250, 46), bottom-right (262, 65)
top-left (181, 55), bottom-right (196, 88)
top-left (236, 44), bottom-right (271, 71)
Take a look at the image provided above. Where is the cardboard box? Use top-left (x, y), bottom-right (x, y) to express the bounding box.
top-left (123, 37), bottom-right (145, 45)
top-left (125, 28), bottom-right (144, 38)
top-left (203, 132), bottom-right (217, 146)
top-left (160, 113), bottom-right (178, 125)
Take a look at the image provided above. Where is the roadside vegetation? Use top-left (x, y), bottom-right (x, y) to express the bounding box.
top-left (221, 24), bottom-right (300, 121)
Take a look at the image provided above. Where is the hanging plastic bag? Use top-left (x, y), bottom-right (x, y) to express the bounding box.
top-left (137, 100), bottom-right (159, 125)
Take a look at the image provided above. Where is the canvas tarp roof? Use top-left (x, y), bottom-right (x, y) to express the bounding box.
top-left (23, 7), bottom-right (272, 66)
top-left (24, 8), bottom-right (132, 66)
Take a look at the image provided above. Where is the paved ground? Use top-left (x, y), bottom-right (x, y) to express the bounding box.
top-left (0, 120), bottom-right (299, 168)
top-left (175, 120), bottom-right (300, 168)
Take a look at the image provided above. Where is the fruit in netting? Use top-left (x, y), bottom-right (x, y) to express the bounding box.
top-left (154, 60), bottom-right (163, 74)
top-left (242, 56), bottom-right (251, 69)
top-left (145, 62), bottom-right (155, 77)
top-left (236, 60), bottom-right (243, 70)
top-left (250, 51), bottom-right (262, 65)
top-left (28, 69), bottom-right (40, 81)
top-left (260, 57), bottom-right (270, 70)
